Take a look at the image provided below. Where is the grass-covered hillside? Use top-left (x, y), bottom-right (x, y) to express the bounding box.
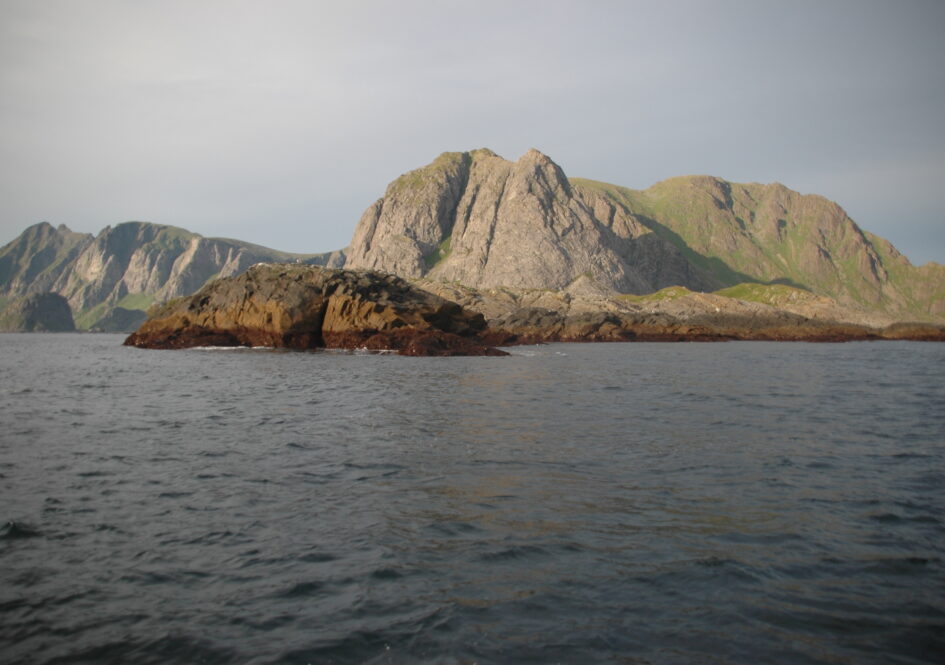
top-left (571, 176), bottom-right (943, 320)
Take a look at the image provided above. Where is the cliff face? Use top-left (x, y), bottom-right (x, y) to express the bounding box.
top-left (0, 222), bottom-right (346, 329)
top-left (0, 223), bottom-right (94, 296)
top-left (347, 149), bottom-right (944, 321)
top-left (125, 264), bottom-right (504, 356)
top-left (345, 149), bottom-right (711, 294)
top-left (0, 292), bottom-right (76, 332)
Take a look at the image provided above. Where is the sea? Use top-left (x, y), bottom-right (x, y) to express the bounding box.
top-left (1, 333), bottom-right (943, 665)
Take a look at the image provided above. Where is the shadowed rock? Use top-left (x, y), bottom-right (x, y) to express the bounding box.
top-left (0, 292), bottom-right (75, 332)
top-left (124, 264), bottom-right (506, 356)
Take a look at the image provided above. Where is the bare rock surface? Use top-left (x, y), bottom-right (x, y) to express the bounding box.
top-left (345, 149), bottom-right (708, 294)
top-left (1, 221), bottom-right (345, 330)
top-left (347, 148), bottom-right (945, 322)
top-left (5, 148), bottom-right (943, 337)
top-left (124, 264), bottom-right (505, 356)
top-left (415, 280), bottom-right (945, 344)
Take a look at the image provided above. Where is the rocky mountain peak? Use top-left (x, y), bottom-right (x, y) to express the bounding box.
top-left (345, 149), bottom-right (707, 294)
top-left (0, 220), bottom-right (345, 330)
top-left (345, 148), bottom-right (943, 319)
top-left (508, 148), bottom-right (572, 202)
top-left (3, 149), bottom-right (942, 326)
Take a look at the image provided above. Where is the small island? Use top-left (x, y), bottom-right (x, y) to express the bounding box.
top-left (124, 264), bottom-right (507, 356)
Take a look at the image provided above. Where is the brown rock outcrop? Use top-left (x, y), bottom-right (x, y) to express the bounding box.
top-left (124, 264), bottom-right (506, 356)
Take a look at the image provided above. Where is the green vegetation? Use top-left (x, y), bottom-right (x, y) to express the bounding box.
top-left (618, 286), bottom-right (692, 303)
top-left (74, 302), bottom-right (108, 330)
top-left (145, 225), bottom-right (195, 252)
top-left (76, 293), bottom-right (156, 329)
top-left (573, 173), bottom-right (944, 317)
top-left (423, 236), bottom-right (452, 271)
top-left (388, 151), bottom-right (468, 194)
top-left (714, 283), bottom-right (815, 306)
top-left (116, 292), bottom-right (155, 311)
top-left (0, 293), bottom-right (75, 332)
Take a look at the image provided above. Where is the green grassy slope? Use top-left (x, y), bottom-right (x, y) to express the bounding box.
top-left (571, 176), bottom-right (943, 320)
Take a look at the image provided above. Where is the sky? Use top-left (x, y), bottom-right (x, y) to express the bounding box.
top-left (1, 0), bottom-right (944, 264)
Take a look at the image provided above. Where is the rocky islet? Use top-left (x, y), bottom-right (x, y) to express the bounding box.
top-left (124, 264), bottom-right (507, 356)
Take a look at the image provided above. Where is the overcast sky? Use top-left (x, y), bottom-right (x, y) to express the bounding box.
top-left (2, 0), bottom-right (944, 264)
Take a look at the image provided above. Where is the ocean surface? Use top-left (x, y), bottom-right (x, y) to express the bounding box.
top-left (1, 333), bottom-right (943, 665)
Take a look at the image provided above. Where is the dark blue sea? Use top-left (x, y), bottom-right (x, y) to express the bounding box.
top-left (1, 333), bottom-right (944, 664)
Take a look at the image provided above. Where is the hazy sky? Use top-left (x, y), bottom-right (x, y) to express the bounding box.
top-left (2, 0), bottom-right (944, 264)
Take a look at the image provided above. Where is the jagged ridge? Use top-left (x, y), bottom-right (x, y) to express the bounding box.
top-left (345, 149), bottom-right (711, 295)
top-left (3, 148), bottom-right (942, 330)
top-left (0, 222), bottom-right (346, 329)
top-left (346, 149), bottom-right (944, 321)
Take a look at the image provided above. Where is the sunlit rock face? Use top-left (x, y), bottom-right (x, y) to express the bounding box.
top-left (124, 264), bottom-right (506, 356)
top-left (345, 149), bottom-right (709, 295)
top-left (346, 149), bottom-right (945, 321)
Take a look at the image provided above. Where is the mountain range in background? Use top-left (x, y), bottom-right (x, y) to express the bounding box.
top-left (0, 221), bottom-right (344, 331)
top-left (1, 148), bottom-right (942, 332)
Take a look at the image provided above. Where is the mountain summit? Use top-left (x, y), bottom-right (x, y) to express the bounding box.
top-left (345, 149), bottom-right (943, 319)
top-left (0, 221), bottom-right (344, 329)
top-left (345, 148), bottom-right (709, 295)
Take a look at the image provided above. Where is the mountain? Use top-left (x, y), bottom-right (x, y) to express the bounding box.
top-left (3, 148), bottom-right (942, 331)
top-left (0, 221), bottom-right (346, 330)
top-left (345, 149), bottom-right (944, 321)
top-left (345, 149), bottom-right (711, 295)
top-left (575, 175), bottom-right (945, 318)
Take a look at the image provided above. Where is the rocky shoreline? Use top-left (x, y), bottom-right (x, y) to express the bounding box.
top-left (418, 279), bottom-right (945, 345)
top-left (124, 265), bottom-right (945, 356)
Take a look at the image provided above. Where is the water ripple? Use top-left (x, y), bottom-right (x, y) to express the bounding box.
top-left (1, 335), bottom-right (943, 664)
